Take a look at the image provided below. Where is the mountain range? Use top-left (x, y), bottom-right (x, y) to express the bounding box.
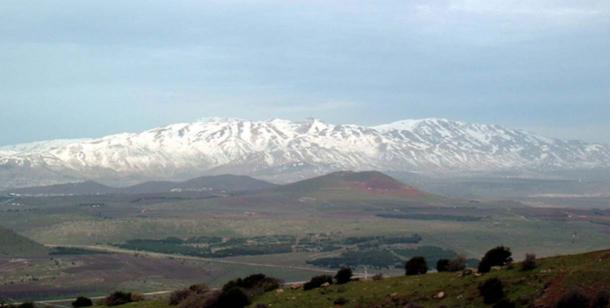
top-left (1, 118), bottom-right (609, 190)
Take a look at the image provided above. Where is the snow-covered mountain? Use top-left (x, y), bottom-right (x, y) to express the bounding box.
top-left (1, 118), bottom-right (609, 189)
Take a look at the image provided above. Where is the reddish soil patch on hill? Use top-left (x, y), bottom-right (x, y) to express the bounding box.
top-left (345, 174), bottom-right (425, 198)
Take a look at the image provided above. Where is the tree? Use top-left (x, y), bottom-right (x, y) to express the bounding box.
top-left (405, 256), bottom-right (428, 276)
top-left (436, 259), bottom-right (450, 272)
top-left (479, 246), bottom-right (512, 273)
top-left (222, 274), bottom-right (281, 296)
top-left (217, 287), bottom-right (250, 308)
top-left (105, 291), bottom-right (133, 306)
top-left (521, 253), bottom-right (537, 271)
top-left (72, 296), bottom-right (93, 307)
top-left (447, 256), bottom-right (466, 272)
top-left (303, 275), bottom-right (333, 290)
top-left (478, 278), bottom-right (504, 304)
top-left (169, 289), bottom-right (192, 306)
top-left (335, 267), bottom-right (353, 284)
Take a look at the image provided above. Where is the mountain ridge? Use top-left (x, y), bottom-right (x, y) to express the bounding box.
top-left (4, 174), bottom-right (276, 196)
top-left (1, 118), bottom-right (609, 189)
top-left (0, 226), bottom-right (49, 257)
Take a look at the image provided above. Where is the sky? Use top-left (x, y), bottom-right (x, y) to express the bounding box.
top-left (1, 0), bottom-right (609, 145)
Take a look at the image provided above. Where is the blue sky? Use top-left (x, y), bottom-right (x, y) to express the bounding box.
top-left (1, 0), bottom-right (609, 145)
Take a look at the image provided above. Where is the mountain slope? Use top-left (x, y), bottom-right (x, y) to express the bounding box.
top-left (4, 175), bottom-right (276, 196)
top-left (6, 181), bottom-right (116, 196)
top-left (212, 171), bottom-right (448, 210)
top-left (274, 171), bottom-right (426, 198)
top-left (0, 226), bottom-right (48, 257)
top-left (121, 174), bottom-right (276, 194)
top-left (1, 118), bottom-right (608, 189)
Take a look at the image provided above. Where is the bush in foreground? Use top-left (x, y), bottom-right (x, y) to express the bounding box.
top-left (169, 289), bottom-right (193, 306)
top-left (521, 253), bottom-right (537, 271)
top-left (217, 287), bottom-right (250, 308)
top-left (72, 296), bottom-right (93, 307)
top-left (169, 283), bottom-right (211, 306)
top-left (334, 297), bottom-right (349, 305)
top-left (176, 291), bottom-right (220, 308)
top-left (405, 256), bottom-right (428, 275)
top-left (479, 246), bottom-right (512, 273)
top-left (447, 256), bottom-right (467, 272)
top-left (105, 292), bottom-right (134, 306)
top-left (556, 290), bottom-right (590, 308)
top-left (222, 273), bottom-right (281, 297)
top-left (478, 278), bottom-right (504, 304)
top-left (168, 275), bottom-right (281, 308)
top-left (592, 291), bottom-right (610, 308)
top-left (303, 275), bottom-right (333, 290)
top-left (335, 267), bottom-right (353, 284)
top-left (436, 259), bottom-right (450, 272)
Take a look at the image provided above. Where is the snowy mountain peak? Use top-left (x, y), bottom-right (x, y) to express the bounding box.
top-left (374, 118), bottom-right (455, 132)
top-left (1, 118), bottom-right (608, 189)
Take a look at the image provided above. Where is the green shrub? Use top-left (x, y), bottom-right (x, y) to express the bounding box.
top-left (335, 267), bottom-right (353, 284)
top-left (169, 289), bottom-right (192, 306)
top-left (521, 253), bottom-right (537, 271)
top-left (447, 256), bottom-right (467, 272)
top-left (217, 287), bottom-right (250, 308)
top-left (405, 256), bottom-right (428, 275)
top-left (478, 278), bottom-right (504, 304)
top-left (303, 275), bottom-right (333, 290)
top-left (334, 297), bottom-right (349, 305)
top-left (72, 296), bottom-right (93, 307)
top-left (436, 259), bottom-right (450, 272)
top-left (104, 291), bottom-right (133, 306)
top-left (222, 273), bottom-right (281, 297)
top-left (479, 246), bottom-right (512, 273)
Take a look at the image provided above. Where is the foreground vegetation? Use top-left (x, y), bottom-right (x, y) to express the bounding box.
top-left (254, 248), bottom-right (610, 307)
top-left (18, 247), bottom-right (606, 308)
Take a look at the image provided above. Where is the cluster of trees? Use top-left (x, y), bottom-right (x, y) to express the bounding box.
top-left (477, 246), bottom-right (513, 273)
top-left (342, 234), bottom-right (422, 245)
top-left (168, 273), bottom-right (281, 308)
top-left (104, 292), bottom-right (143, 306)
top-left (307, 249), bottom-right (402, 269)
top-left (119, 233), bottom-right (425, 260)
top-left (403, 246), bottom-right (520, 276)
top-left (71, 297), bottom-right (93, 307)
top-left (118, 237), bottom-right (293, 258)
top-left (303, 267), bottom-right (353, 290)
top-left (436, 256), bottom-right (466, 272)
